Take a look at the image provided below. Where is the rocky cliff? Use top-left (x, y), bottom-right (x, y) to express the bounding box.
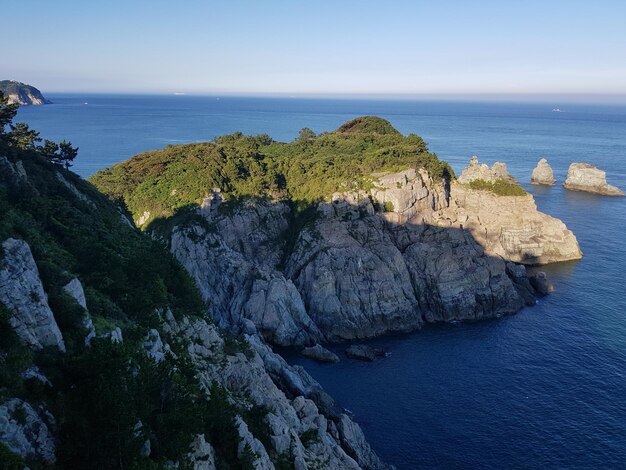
top-left (164, 157), bottom-right (580, 344)
top-left (563, 162), bottom-right (624, 196)
top-left (0, 125), bottom-right (388, 468)
top-left (0, 80), bottom-right (51, 105)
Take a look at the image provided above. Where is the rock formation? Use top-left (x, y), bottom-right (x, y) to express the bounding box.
top-left (563, 163), bottom-right (624, 196)
top-left (458, 156), bottom-right (516, 184)
top-left (531, 158), bottom-right (556, 185)
top-left (302, 344), bottom-right (340, 363)
top-left (0, 80), bottom-right (51, 105)
top-left (165, 157), bottom-right (582, 344)
top-left (0, 238), bottom-right (66, 351)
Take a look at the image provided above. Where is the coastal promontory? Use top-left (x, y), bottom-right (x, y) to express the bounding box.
top-left (0, 80), bottom-right (51, 105)
top-left (563, 162), bottom-right (624, 196)
top-left (91, 118), bottom-right (583, 346)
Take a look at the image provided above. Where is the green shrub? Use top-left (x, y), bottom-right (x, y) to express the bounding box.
top-left (466, 179), bottom-right (527, 196)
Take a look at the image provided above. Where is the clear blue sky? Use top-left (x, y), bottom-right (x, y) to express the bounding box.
top-left (4, 0), bottom-right (626, 99)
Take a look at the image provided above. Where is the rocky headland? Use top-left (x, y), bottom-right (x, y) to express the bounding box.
top-left (563, 162), bottom-right (624, 196)
top-left (0, 80), bottom-right (51, 105)
top-left (531, 158), bottom-right (556, 185)
top-left (0, 107), bottom-right (390, 468)
top-left (92, 118), bottom-right (583, 347)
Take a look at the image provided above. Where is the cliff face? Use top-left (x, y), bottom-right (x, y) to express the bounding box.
top-left (0, 80), bottom-right (51, 105)
top-left (166, 159), bottom-right (580, 344)
top-left (0, 150), bottom-right (388, 468)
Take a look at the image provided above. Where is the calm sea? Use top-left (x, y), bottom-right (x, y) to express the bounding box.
top-left (17, 95), bottom-right (626, 469)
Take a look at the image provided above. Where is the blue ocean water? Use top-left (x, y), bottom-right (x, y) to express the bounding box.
top-left (17, 95), bottom-right (626, 469)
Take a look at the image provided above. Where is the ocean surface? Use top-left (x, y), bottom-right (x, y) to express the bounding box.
top-left (17, 95), bottom-right (626, 469)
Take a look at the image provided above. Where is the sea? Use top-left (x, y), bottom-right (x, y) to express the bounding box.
top-left (17, 95), bottom-right (626, 469)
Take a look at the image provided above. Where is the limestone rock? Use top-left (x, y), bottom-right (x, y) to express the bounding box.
top-left (188, 434), bottom-right (217, 470)
top-left (0, 238), bottom-right (65, 351)
top-left (563, 163), bottom-right (624, 196)
top-left (531, 158), bottom-right (556, 185)
top-left (301, 344), bottom-right (340, 363)
top-left (63, 278), bottom-right (87, 309)
top-left (345, 345), bottom-right (385, 362)
top-left (457, 155), bottom-right (516, 184)
top-left (0, 399), bottom-right (56, 464)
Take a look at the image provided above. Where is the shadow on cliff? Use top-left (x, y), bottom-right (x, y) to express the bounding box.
top-left (142, 194), bottom-right (554, 345)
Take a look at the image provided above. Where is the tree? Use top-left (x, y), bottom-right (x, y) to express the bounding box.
top-left (297, 127), bottom-right (316, 142)
top-left (52, 140), bottom-right (79, 169)
top-left (0, 91), bottom-right (19, 140)
top-left (9, 122), bottom-right (41, 149)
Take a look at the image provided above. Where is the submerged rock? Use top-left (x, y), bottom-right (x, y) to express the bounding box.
top-left (563, 163), bottom-right (624, 196)
top-left (345, 345), bottom-right (385, 362)
top-left (301, 344), bottom-right (340, 363)
top-left (531, 158), bottom-right (556, 185)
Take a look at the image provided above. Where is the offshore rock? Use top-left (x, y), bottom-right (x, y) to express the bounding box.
top-left (0, 238), bottom-right (66, 351)
top-left (301, 344), bottom-right (340, 363)
top-left (345, 345), bottom-right (385, 362)
top-left (531, 158), bottom-right (556, 185)
top-left (563, 162), bottom-right (624, 196)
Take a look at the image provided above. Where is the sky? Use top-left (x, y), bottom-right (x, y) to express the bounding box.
top-left (4, 0), bottom-right (626, 100)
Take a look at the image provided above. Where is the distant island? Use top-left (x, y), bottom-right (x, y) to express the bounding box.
top-left (0, 80), bottom-right (51, 105)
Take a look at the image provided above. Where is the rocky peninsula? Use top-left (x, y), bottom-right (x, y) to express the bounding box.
top-left (92, 118), bottom-right (582, 347)
top-left (531, 158), bottom-right (556, 185)
top-left (563, 162), bottom-right (624, 196)
top-left (0, 80), bottom-right (51, 105)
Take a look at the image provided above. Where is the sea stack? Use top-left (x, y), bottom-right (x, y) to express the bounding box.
top-left (563, 163), bottom-right (624, 196)
top-left (531, 158), bottom-right (556, 185)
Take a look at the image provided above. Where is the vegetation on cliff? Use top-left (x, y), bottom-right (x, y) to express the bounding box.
top-left (0, 93), bottom-right (262, 468)
top-left (465, 178), bottom-right (527, 196)
top-left (90, 116), bottom-right (454, 224)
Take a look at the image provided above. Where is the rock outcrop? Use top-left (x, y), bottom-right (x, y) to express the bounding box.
top-left (166, 159), bottom-right (582, 344)
top-left (457, 156), bottom-right (516, 184)
top-left (0, 238), bottom-right (66, 351)
top-left (0, 399), bottom-right (56, 464)
top-left (163, 311), bottom-right (390, 470)
top-left (0, 80), bottom-right (51, 105)
top-left (563, 163), bottom-right (624, 196)
top-left (302, 344), bottom-right (340, 363)
top-left (531, 158), bottom-right (556, 185)
top-left (345, 345), bottom-right (385, 362)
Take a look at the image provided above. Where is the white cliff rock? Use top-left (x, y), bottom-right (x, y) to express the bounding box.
top-left (563, 162), bottom-right (624, 196)
top-left (531, 158), bottom-right (556, 185)
top-left (187, 434), bottom-right (217, 470)
top-left (63, 278), bottom-right (87, 309)
top-left (0, 399), bottom-right (56, 464)
top-left (0, 238), bottom-right (65, 351)
top-left (164, 314), bottom-right (390, 469)
top-left (457, 156), bottom-right (516, 184)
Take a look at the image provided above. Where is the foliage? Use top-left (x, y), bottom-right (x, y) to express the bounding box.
top-left (0, 443), bottom-right (26, 470)
top-left (90, 116), bottom-right (455, 224)
top-left (0, 103), bottom-right (258, 468)
top-left (466, 178), bottom-right (527, 196)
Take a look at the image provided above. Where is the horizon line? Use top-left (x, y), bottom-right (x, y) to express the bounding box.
top-left (38, 90), bottom-right (626, 105)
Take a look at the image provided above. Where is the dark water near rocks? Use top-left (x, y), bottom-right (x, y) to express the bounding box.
top-left (18, 95), bottom-right (626, 469)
